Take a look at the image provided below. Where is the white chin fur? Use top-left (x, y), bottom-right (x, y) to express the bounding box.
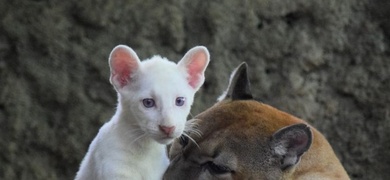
top-left (154, 137), bottom-right (175, 145)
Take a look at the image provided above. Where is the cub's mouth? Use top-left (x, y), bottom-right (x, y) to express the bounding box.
top-left (148, 126), bottom-right (184, 145)
top-left (154, 136), bottom-right (176, 145)
top-left (154, 131), bottom-right (183, 145)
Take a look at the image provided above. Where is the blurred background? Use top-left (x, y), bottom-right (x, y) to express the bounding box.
top-left (1, 0), bottom-right (389, 179)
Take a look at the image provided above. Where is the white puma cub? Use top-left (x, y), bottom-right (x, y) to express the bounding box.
top-left (75, 45), bottom-right (210, 180)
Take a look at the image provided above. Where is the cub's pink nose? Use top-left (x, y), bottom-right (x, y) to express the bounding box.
top-left (159, 125), bottom-right (175, 136)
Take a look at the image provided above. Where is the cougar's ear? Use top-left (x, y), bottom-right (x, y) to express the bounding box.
top-left (108, 45), bottom-right (141, 90)
top-left (218, 62), bottom-right (253, 101)
top-left (271, 123), bottom-right (312, 171)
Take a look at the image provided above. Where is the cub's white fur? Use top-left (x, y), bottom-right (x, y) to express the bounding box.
top-left (75, 45), bottom-right (210, 180)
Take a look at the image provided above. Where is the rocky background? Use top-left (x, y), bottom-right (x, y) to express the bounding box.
top-left (1, 0), bottom-right (389, 179)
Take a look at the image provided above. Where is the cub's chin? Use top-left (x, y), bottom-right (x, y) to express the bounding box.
top-left (154, 136), bottom-right (176, 145)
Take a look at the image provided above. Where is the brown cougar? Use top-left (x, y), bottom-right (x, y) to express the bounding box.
top-left (164, 63), bottom-right (349, 180)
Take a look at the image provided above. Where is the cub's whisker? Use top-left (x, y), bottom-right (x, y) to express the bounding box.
top-left (182, 132), bottom-right (200, 149)
top-left (185, 119), bottom-right (203, 138)
top-left (188, 112), bottom-right (194, 119)
top-left (129, 133), bottom-right (147, 146)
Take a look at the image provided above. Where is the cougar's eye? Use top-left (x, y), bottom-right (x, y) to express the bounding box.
top-left (175, 97), bottom-right (185, 106)
top-left (179, 135), bottom-right (189, 147)
top-left (204, 161), bottom-right (231, 175)
top-left (142, 98), bottom-right (155, 108)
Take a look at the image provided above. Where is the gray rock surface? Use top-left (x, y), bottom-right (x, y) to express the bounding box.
top-left (1, 0), bottom-right (389, 179)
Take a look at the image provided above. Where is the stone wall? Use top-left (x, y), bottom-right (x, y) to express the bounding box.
top-left (1, 0), bottom-right (389, 179)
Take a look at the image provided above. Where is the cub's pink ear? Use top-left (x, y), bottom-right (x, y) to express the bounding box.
top-left (178, 46), bottom-right (210, 90)
top-left (108, 45), bottom-right (141, 89)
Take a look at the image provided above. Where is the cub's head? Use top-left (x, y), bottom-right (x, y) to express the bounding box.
top-left (164, 63), bottom-right (312, 179)
top-left (108, 45), bottom-right (210, 144)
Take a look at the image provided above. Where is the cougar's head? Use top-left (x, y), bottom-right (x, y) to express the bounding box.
top-left (164, 63), bottom-right (313, 180)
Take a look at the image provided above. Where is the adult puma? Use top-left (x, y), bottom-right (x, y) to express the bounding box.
top-left (164, 63), bottom-right (349, 180)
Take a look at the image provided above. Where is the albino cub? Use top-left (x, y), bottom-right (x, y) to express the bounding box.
top-left (75, 45), bottom-right (210, 180)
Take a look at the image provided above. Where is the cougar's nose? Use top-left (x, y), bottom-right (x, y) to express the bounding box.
top-left (159, 125), bottom-right (175, 136)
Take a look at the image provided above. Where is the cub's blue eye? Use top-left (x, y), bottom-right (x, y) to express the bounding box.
top-left (176, 97), bottom-right (185, 106)
top-left (142, 98), bottom-right (155, 108)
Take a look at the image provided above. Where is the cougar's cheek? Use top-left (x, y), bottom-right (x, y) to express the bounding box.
top-left (164, 158), bottom-right (203, 180)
